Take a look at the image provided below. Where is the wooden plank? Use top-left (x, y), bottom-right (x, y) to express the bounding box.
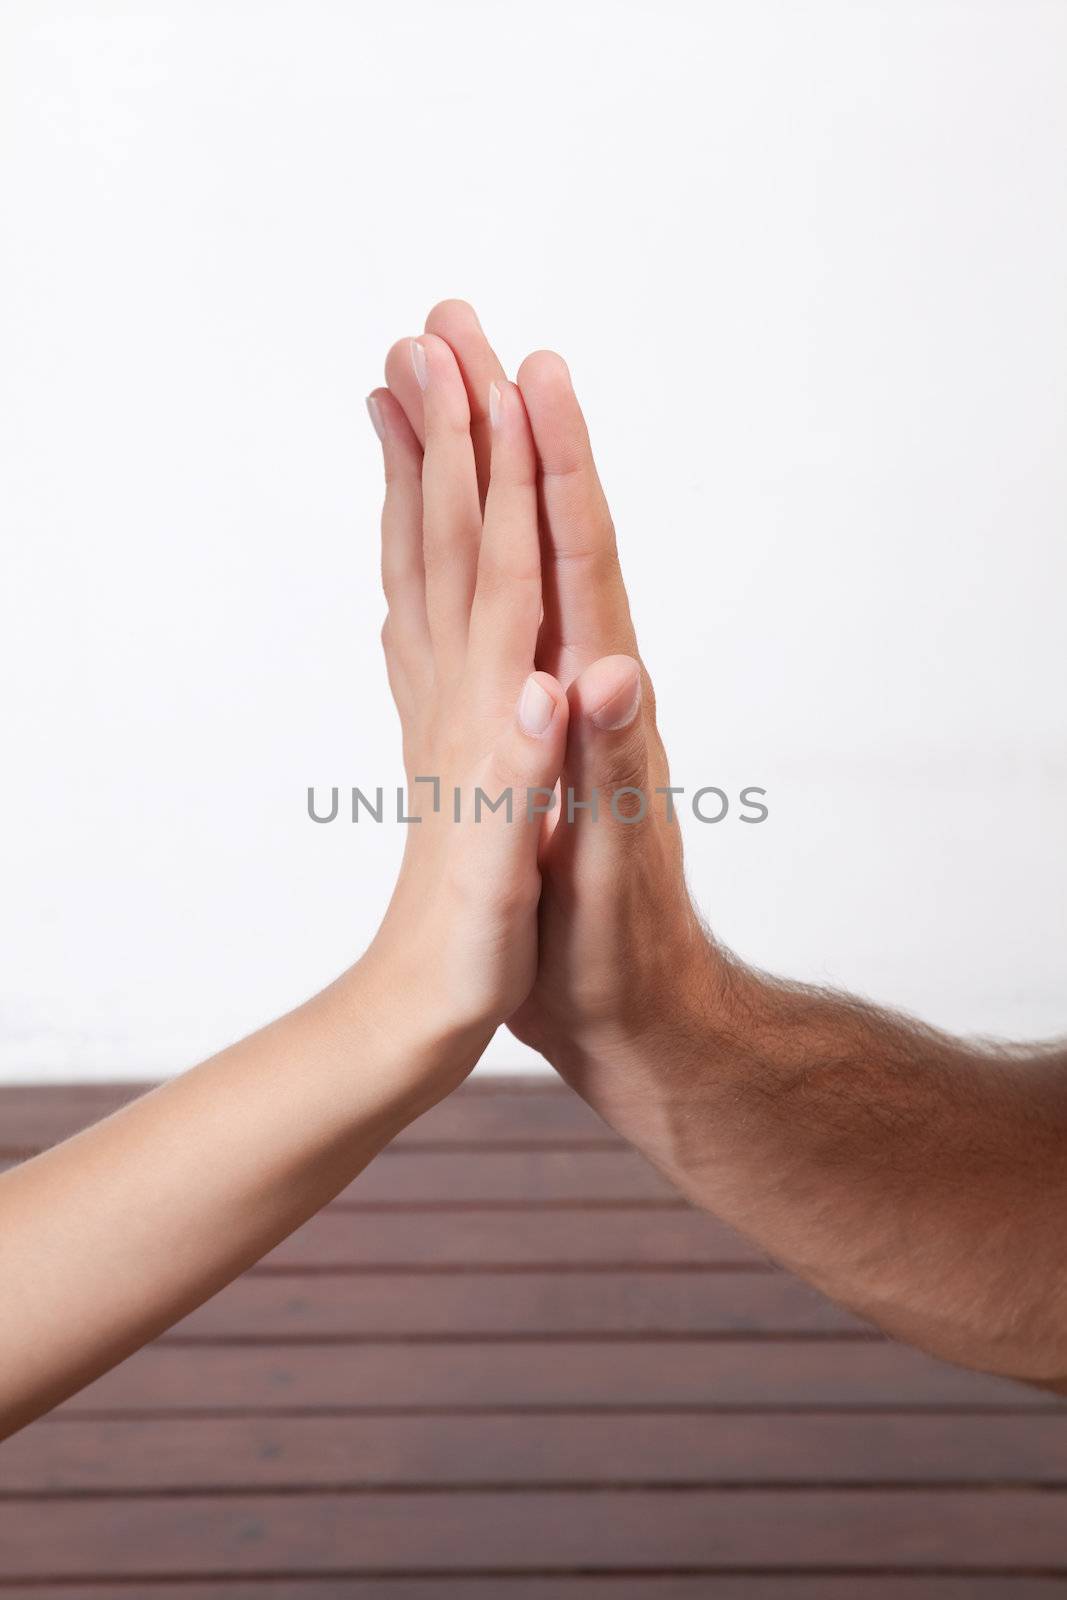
top-left (263, 1206), bottom-right (754, 1267)
top-left (3, 1488), bottom-right (1067, 1576)
top-left (165, 1270), bottom-right (863, 1340)
top-left (0, 1079), bottom-right (610, 1154)
top-left (60, 1340), bottom-right (1053, 1414)
top-left (1, 1583), bottom-right (1063, 1600)
top-left (258, 1207), bottom-right (758, 1269)
top-left (0, 1148), bottom-right (675, 1204)
top-left (9, 1412), bottom-right (1067, 1493)
top-left (328, 1149), bottom-right (674, 1206)
top-left (5, 1080), bottom-right (1064, 1595)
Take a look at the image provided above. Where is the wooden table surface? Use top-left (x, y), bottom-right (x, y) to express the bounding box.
top-left (1, 1077), bottom-right (1065, 1598)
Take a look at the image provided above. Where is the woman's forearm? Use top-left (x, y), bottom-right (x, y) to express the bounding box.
top-left (0, 329), bottom-right (575, 1439)
top-left (0, 961), bottom-right (487, 1439)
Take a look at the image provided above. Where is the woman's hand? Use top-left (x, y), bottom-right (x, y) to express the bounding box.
top-left (361, 334), bottom-right (569, 1060)
top-left (0, 326), bottom-right (571, 1438)
top-left (381, 304), bottom-right (707, 1129)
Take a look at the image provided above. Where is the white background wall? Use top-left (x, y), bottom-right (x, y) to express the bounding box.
top-left (1, 0), bottom-right (1064, 1082)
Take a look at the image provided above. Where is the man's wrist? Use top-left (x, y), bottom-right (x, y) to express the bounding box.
top-left (548, 918), bottom-right (743, 1069)
top-left (537, 925), bottom-right (762, 1187)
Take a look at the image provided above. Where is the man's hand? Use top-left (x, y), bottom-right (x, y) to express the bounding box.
top-left (388, 302), bottom-right (1067, 1390)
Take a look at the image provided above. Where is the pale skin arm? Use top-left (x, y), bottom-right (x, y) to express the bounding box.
top-left (0, 330), bottom-right (583, 1439)
top-left (0, 978), bottom-right (484, 1439)
top-left (388, 301), bottom-right (1067, 1389)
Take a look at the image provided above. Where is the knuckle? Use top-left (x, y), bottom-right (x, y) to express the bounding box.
top-left (476, 547), bottom-right (541, 595)
top-left (554, 541), bottom-right (621, 583)
top-left (447, 852), bottom-right (539, 919)
top-left (594, 736), bottom-right (649, 803)
top-left (381, 551), bottom-right (422, 597)
top-left (381, 452), bottom-right (418, 490)
top-left (424, 399), bottom-right (472, 441)
top-left (423, 513), bottom-right (478, 561)
top-left (486, 745), bottom-right (530, 796)
top-left (488, 442), bottom-right (538, 492)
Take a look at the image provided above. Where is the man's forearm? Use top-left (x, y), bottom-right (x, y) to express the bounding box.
top-left (553, 945), bottom-right (1067, 1383)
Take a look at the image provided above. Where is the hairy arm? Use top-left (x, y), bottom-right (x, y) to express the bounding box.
top-left (381, 301), bottom-right (1067, 1388)
top-left (555, 945), bottom-right (1067, 1385)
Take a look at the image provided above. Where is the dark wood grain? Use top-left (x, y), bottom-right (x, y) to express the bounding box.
top-left (60, 1339), bottom-right (1043, 1413)
top-left (0, 1148), bottom-right (677, 1204)
top-left (164, 1270), bottom-right (864, 1339)
top-left (0, 1078), bottom-right (613, 1155)
top-left (341, 1148), bottom-right (674, 1204)
top-left (1, 1584), bottom-right (1063, 1600)
top-left (4, 1080), bottom-right (1064, 1590)
top-left (4, 1488), bottom-right (1067, 1577)
top-left (7, 1412), bottom-right (1067, 1493)
top-left (258, 1206), bottom-right (758, 1269)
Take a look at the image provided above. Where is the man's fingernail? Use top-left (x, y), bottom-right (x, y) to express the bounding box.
top-left (410, 339), bottom-right (429, 391)
top-left (365, 394), bottom-right (386, 441)
top-left (488, 380), bottom-right (503, 429)
top-left (590, 673), bottom-right (642, 731)
top-left (518, 675), bottom-right (555, 737)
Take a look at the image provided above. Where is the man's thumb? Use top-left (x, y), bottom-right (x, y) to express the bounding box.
top-left (562, 654), bottom-right (649, 828)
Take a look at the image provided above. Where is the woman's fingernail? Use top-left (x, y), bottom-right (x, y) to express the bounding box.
top-left (410, 339), bottom-right (429, 391)
top-left (590, 673), bottom-right (642, 731)
top-left (518, 675), bottom-right (555, 737)
top-left (365, 394), bottom-right (386, 441)
top-left (488, 380), bottom-right (503, 429)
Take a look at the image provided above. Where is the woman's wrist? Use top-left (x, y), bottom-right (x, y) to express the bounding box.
top-left (328, 947), bottom-right (494, 1130)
